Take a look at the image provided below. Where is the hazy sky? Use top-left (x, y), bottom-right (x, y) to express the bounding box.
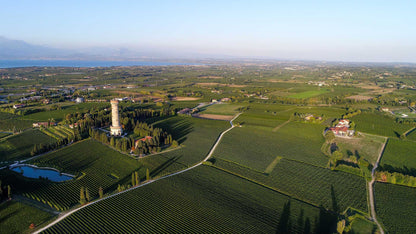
top-left (1, 0), bottom-right (415, 62)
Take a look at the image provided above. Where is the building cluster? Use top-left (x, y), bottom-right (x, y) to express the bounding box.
top-left (329, 119), bottom-right (354, 137)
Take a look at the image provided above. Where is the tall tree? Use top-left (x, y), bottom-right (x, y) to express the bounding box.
top-left (7, 185), bottom-right (11, 199)
top-left (80, 187), bottom-right (86, 205)
top-left (132, 172), bottom-right (136, 186)
top-left (85, 187), bottom-right (90, 202)
top-left (135, 171), bottom-right (140, 185)
top-left (99, 187), bottom-right (103, 199)
top-left (146, 168), bottom-right (150, 181)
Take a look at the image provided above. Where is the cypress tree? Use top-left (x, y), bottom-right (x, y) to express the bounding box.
top-left (135, 171), bottom-right (140, 185)
top-left (132, 173), bottom-right (136, 186)
top-left (7, 185), bottom-right (11, 199)
top-left (80, 187), bottom-right (86, 205)
top-left (85, 187), bottom-right (90, 202)
top-left (99, 187), bottom-right (103, 199)
top-left (146, 168), bottom-right (150, 181)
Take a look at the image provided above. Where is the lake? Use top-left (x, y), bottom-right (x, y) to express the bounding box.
top-left (0, 60), bottom-right (200, 68)
top-left (11, 165), bottom-right (74, 182)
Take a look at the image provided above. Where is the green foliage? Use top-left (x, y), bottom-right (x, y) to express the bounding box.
top-left (375, 182), bottom-right (416, 233)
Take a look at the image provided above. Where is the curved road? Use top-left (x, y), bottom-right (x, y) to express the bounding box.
top-left (34, 113), bottom-right (242, 234)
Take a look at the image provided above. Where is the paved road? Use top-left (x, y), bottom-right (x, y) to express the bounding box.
top-left (34, 113), bottom-right (242, 234)
top-left (368, 137), bottom-right (387, 234)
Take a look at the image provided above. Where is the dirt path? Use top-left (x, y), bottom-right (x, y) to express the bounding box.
top-left (368, 137), bottom-right (387, 234)
top-left (33, 113), bottom-right (242, 234)
top-left (403, 126), bottom-right (416, 136)
top-left (272, 117), bottom-right (291, 132)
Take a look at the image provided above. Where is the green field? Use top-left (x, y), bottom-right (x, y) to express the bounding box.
top-left (0, 116), bottom-right (33, 131)
top-left (334, 133), bottom-right (385, 164)
top-left (0, 201), bottom-right (53, 234)
top-left (380, 138), bottom-right (416, 171)
top-left (41, 166), bottom-right (325, 233)
top-left (3, 140), bottom-right (141, 210)
top-left (351, 112), bottom-right (411, 138)
top-left (213, 158), bottom-right (368, 212)
top-left (0, 132), bottom-right (11, 139)
top-left (2, 117), bottom-right (228, 210)
top-left (288, 89), bottom-right (330, 99)
top-left (21, 102), bottom-right (110, 122)
top-left (405, 127), bottom-right (416, 141)
top-left (349, 217), bottom-right (377, 234)
top-left (214, 121), bottom-right (328, 170)
top-left (151, 116), bottom-right (229, 166)
top-left (0, 130), bottom-right (56, 163)
top-left (200, 103), bottom-right (242, 115)
top-left (375, 182), bottom-right (416, 233)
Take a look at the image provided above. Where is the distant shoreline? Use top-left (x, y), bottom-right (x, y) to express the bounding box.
top-left (0, 59), bottom-right (202, 68)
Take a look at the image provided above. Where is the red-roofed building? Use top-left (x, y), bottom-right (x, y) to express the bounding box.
top-left (134, 136), bottom-right (153, 148)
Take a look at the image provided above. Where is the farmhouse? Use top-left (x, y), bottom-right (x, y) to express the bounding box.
top-left (33, 122), bottom-right (57, 128)
top-left (134, 136), bottom-right (153, 148)
top-left (13, 104), bottom-right (25, 109)
top-left (328, 119), bottom-right (354, 137)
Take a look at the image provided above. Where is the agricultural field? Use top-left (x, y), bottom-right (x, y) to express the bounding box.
top-left (21, 102), bottom-right (110, 122)
top-left (3, 140), bottom-right (141, 210)
top-left (334, 133), bottom-right (386, 164)
top-left (288, 89), bottom-right (330, 99)
top-left (214, 121), bottom-right (329, 170)
top-left (405, 128), bottom-right (416, 141)
top-left (199, 103), bottom-right (243, 115)
top-left (349, 217), bottom-right (377, 234)
top-left (0, 112), bottom-right (33, 131)
top-left (0, 201), bottom-right (53, 234)
top-left (380, 138), bottom-right (416, 171)
top-left (41, 166), bottom-right (326, 233)
top-left (2, 117), bottom-right (228, 211)
top-left (212, 158), bottom-right (368, 212)
top-left (151, 116), bottom-right (230, 166)
top-left (0, 129), bottom-right (56, 163)
top-left (351, 112), bottom-right (411, 138)
top-left (375, 182), bottom-right (416, 233)
top-left (0, 132), bottom-right (11, 139)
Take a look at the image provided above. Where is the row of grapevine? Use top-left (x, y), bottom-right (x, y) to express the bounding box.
top-left (42, 166), bottom-right (322, 233)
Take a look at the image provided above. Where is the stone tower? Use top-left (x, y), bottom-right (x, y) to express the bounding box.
top-left (110, 99), bottom-right (122, 136)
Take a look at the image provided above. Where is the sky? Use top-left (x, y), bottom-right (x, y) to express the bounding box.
top-left (0, 0), bottom-right (415, 62)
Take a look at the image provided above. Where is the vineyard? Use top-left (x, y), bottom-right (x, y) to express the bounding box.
top-left (8, 140), bottom-right (141, 210)
top-left (213, 158), bottom-right (368, 212)
top-left (351, 112), bottom-right (411, 138)
top-left (151, 116), bottom-right (229, 166)
top-left (0, 201), bottom-right (53, 234)
top-left (0, 129), bottom-right (56, 162)
top-left (39, 125), bottom-right (74, 141)
top-left (214, 121), bottom-right (329, 170)
top-left (380, 138), bottom-right (416, 170)
top-left (375, 182), bottom-right (416, 233)
top-left (41, 166), bottom-right (323, 233)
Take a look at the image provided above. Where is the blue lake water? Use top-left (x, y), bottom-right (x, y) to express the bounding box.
top-left (0, 60), bottom-right (200, 68)
top-left (11, 165), bottom-right (74, 182)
